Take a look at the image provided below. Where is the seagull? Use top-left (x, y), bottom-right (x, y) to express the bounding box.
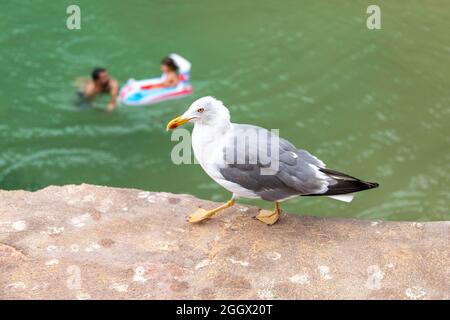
top-left (166, 96), bottom-right (379, 225)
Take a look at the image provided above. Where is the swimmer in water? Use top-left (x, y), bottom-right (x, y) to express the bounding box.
top-left (160, 56), bottom-right (179, 87)
top-left (140, 57), bottom-right (180, 90)
top-left (83, 67), bottom-right (119, 111)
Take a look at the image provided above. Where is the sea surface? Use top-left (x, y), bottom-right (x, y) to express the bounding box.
top-left (0, 0), bottom-right (449, 220)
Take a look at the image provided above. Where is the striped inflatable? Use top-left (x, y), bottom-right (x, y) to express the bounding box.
top-left (118, 54), bottom-right (193, 106)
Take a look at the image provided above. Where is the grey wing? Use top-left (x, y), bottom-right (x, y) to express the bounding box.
top-left (219, 124), bottom-right (328, 201)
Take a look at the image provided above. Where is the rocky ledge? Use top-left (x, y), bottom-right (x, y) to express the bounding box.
top-left (0, 184), bottom-right (448, 300)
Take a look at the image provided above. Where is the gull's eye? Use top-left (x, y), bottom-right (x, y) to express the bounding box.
top-left (197, 108), bottom-right (204, 113)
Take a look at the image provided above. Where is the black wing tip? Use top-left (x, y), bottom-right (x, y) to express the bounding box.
top-left (365, 181), bottom-right (380, 189)
top-left (319, 168), bottom-right (380, 189)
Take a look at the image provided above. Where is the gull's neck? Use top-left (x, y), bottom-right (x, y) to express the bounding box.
top-left (192, 118), bottom-right (232, 144)
top-left (192, 115), bottom-right (232, 165)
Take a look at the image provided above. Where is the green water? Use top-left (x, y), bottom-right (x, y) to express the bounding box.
top-left (1, 0), bottom-right (449, 221)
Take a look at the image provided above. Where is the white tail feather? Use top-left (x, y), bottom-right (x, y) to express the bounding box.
top-left (328, 193), bottom-right (354, 203)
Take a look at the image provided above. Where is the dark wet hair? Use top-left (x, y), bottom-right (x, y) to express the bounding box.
top-left (91, 67), bottom-right (107, 81)
top-left (161, 57), bottom-right (178, 72)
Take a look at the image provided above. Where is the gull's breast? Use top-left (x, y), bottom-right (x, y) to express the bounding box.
top-left (191, 125), bottom-right (260, 199)
top-left (192, 125), bottom-right (227, 167)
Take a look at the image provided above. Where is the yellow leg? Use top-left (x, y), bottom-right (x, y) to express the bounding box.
top-left (188, 198), bottom-right (236, 223)
top-left (255, 202), bottom-right (281, 225)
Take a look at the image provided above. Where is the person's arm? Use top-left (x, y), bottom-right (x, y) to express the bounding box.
top-left (84, 82), bottom-right (97, 100)
top-left (160, 72), bottom-right (179, 87)
top-left (108, 80), bottom-right (118, 111)
top-left (140, 73), bottom-right (179, 90)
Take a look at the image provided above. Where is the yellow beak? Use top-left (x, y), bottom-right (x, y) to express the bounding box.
top-left (166, 115), bottom-right (191, 131)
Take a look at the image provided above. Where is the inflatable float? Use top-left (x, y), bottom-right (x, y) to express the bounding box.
top-left (118, 53), bottom-right (193, 106)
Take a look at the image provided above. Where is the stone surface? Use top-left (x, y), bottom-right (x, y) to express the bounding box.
top-left (0, 184), bottom-right (448, 300)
